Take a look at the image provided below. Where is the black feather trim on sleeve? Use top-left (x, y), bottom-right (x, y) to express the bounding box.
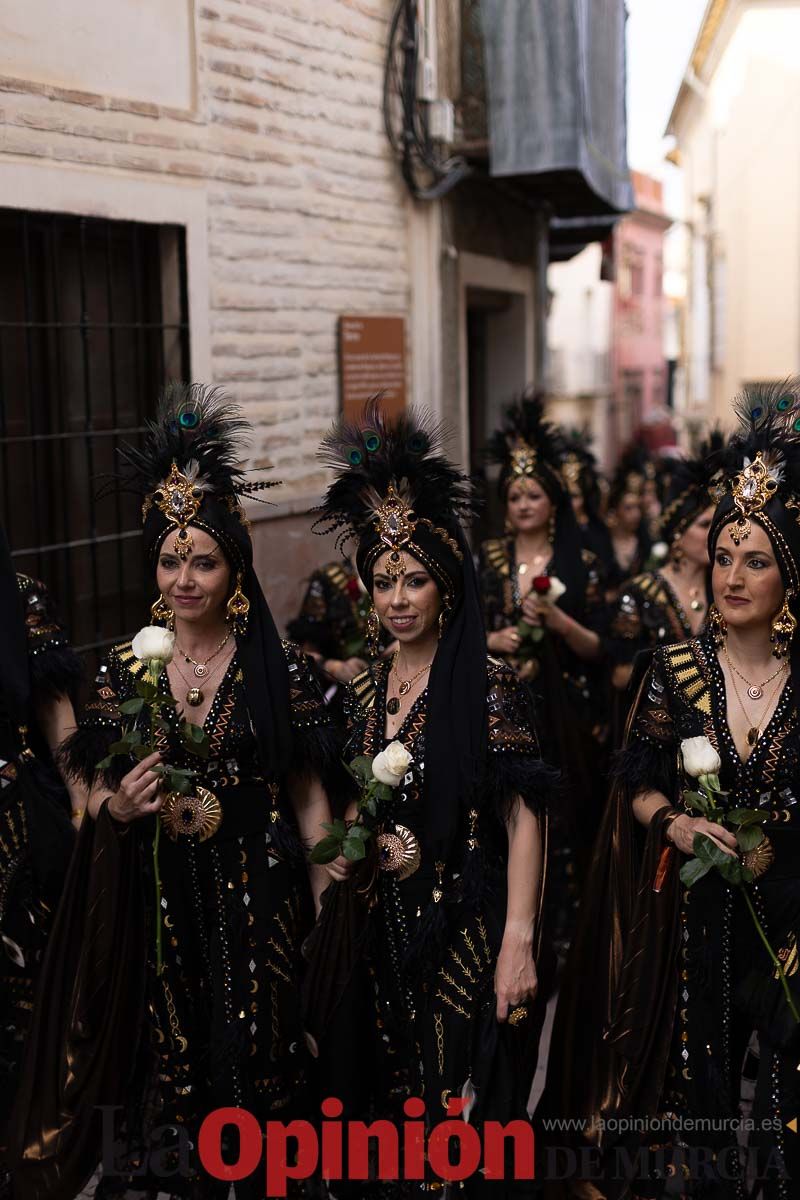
top-left (610, 738), bottom-right (676, 806)
top-left (28, 642), bottom-right (84, 704)
top-left (57, 725), bottom-right (129, 792)
top-left (289, 723), bottom-right (355, 812)
top-left (482, 751), bottom-right (560, 824)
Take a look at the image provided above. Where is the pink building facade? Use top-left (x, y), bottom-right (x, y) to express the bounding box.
top-left (611, 171), bottom-right (672, 457)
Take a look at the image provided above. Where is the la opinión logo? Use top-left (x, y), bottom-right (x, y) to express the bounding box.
top-left (101, 1097), bottom-right (535, 1196)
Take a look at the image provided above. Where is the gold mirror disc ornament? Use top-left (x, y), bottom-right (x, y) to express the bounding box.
top-left (376, 824), bottom-right (421, 880)
top-left (161, 786), bottom-right (222, 842)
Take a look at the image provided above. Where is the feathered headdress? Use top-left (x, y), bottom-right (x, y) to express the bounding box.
top-left (608, 441), bottom-right (659, 508)
top-left (709, 379), bottom-right (800, 589)
top-left (560, 425), bottom-right (601, 508)
top-left (112, 382), bottom-right (277, 565)
top-left (485, 391), bottom-right (566, 498)
top-left (315, 400), bottom-right (474, 594)
top-left (658, 429), bottom-right (725, 546)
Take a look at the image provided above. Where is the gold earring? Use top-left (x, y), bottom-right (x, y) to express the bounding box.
top-left (548, 512), bottom-right (556, 545)
top-left (504, 515), bottom-right (514, 536)
top-left (151, 592), bottom-right (174, 630)
top-left (670, 541), bottom-right (685, 571)
top-left (366, 605), bottom-right (381, 656)
top-left (707, 603), bottom-right (727, 649)
top-left (770, 592), bottom-right (797, 660)
top-left (226, 571), bottom-right (250, 634)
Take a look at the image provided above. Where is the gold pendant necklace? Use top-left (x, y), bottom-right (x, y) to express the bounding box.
top-left (722, 644), bottom-right (785, 700)
top-left (725, 655), bottom-right (787, 746)
top-left (175, 629), bottom-right (232, 679)
top-left (386, 652), bottom-right (432, 715)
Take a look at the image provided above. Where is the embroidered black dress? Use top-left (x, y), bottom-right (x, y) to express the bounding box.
top-left (14, 638), bottom-right (338, 1199)
top-left (478, 537), bottom-right (608, 854)
top-left (333, 655), bottom-right (554, 1196)
top-left (0, 574), bottom-right (79, 1197)
top-left (608, 572), bottom-right (698, 670)
top-left (545, 632), bottom-right (800, 1199)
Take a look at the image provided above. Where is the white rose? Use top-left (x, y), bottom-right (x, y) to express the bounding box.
top-left (372, 741), bottom-right (413, 787)
top-left (131, 625), bottom-right (175, 665)
top-left (546, 576), bottom-right (567, 603)
top-left (651, 542), bottom-right (669, 561)
top-left (681, 736), bottom-right (721, 780)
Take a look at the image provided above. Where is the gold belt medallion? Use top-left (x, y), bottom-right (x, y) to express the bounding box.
top-left (376, 824), bottom-right (420, 880)
top-left (161, 786), bottom-right (223, 842)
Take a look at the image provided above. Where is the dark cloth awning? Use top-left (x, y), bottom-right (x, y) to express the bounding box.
top-left (479, 0), bottom-right (634, 218)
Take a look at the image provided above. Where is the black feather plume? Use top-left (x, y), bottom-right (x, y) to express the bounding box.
top-left (110, 382), bottom-right (278, 500)
top-left (720, 377), bottom-right (800, 496)
top-left (315, 398), bottom-right (475, 549)
top-left (485, 390), bottom-right (565, 478)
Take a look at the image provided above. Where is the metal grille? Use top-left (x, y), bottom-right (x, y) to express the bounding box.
top-left (0, 208), bottom-right (190, 657)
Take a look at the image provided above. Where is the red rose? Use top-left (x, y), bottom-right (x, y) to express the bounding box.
top-left (532, 575), bottom-right (551, 595)
top-left (346, 577), bottom-right (361, 600)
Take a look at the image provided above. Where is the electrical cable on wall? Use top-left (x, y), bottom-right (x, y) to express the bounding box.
top-left (383, 0), bottom-right (471, 201)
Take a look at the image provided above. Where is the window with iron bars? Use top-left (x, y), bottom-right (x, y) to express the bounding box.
top-left (0, 208), bottom-right (190, 661)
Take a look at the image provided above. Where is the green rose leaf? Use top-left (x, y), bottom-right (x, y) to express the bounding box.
top-left (736, 826), bottom-right (765, 852)
top-left (373, 782), bottom-right (394, 803)
top-left (683, 790), bottom-right (709, 815)
top-left (679, 857), bottom-right (712, 887)
top-left (728, 808), bottom-right (766, 827)
top-left (119, 697), bottom-right (146, 715)
top-left (716, 854), bottom-right (745, 886)
top-left (349, 756), bottom-right (374, 783)
top-left (95, 755), bottom-right (115, 770)
top-left (108, 739), bottom-right (135, 755)
top-left (135, 679), bottom-right (158, 700)
top-left (133, 744), bottom-right (155, 761)
top-left (343, 838), bottom-right (367, 862)
top-left (309, 835), bottom-right (344, 865)
top-left (347, 824), bottom-right (370, 840)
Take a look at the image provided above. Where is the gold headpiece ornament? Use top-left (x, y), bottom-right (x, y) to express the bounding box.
top-left (150, 459), bottom-right (207, 560)
top-left (729, 451), bottom-right (781, 545)
top-left (561, 452), bottom-right (583, 499)
top-left (509, 440), bottom-right (538, 480)
top-left (373, 483), bottom-right (417, 579)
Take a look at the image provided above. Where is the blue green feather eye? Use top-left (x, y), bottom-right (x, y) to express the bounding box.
top-left (179, 410), bottom-right (200, 430)
top-left (348, 447), bottom-right (363, 466)
top-left (407, 432), bottom-right (427, 454)
top-left (363, 431), bottom-right (381, 453)
top-left (777, 395), bottom-right (793, 411)
top-left (793, 418), bottom-right (800, 434)
top-left (750, 406), bottom-right (763, 420)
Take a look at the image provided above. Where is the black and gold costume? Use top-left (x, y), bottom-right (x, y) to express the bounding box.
top-left (0, 560), bottom-right (80, 1197)
top-left (304, 402), bottom-right (555, 1197)
top-left (52, 637), bottom-right (333, 1183)
top-left (10, 387), bottom-right (342, 1200)
top-left (341, 655), bottom-right (553, 1143)
top-left (546, 634), bottom-right (800, 1197)
top-left (544, 385), bottom-right (800, 1198)
top-left (608, 571), bottom-right (695, 670)
top-left (478, 533), bottom-right (608, 866)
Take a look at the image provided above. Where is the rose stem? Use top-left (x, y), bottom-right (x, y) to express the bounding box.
top-left (741, 886), bottom-right (799, 1024)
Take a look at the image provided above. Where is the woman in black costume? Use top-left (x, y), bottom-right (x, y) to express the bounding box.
top-left (477, 397), bottom-right (608, 916)
top-left (543, 382), bottom-right (800, 1199)
top-left (608, 436), bottom-right (721, 710)
top-left (307, 403), bottom-right (556, 1197)
top-left (0, 530), bottom-right (82, 1197)
top-left (11, 386), bottom-right (341, 1200)
top-left (605, 447), bottom-right (656, 590)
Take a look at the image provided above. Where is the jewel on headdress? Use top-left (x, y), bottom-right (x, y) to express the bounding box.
top-left (153, 461), bottom-right (205, 560)
top-left (729, 451), bottom-right (780, 544)
top-left (373, 483), bottom-right (416, 579)
top-left (561, 453), bottom-right (583, 498)
top-left (509, 440), bottom-right (538, 480)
